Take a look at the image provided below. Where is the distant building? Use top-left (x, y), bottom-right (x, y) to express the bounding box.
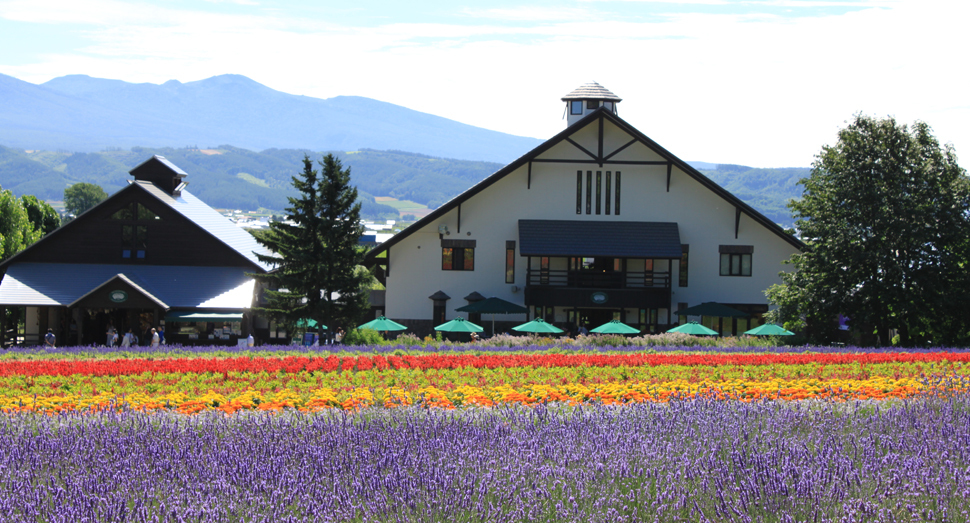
top-left (0, 156), bottom-right (273, 346)
top-left (364, 83), bottom-right (803, 336)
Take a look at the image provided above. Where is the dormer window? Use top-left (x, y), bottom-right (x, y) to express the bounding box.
top-left (586, 100), bottom-right (600, 110)
top-left (570, 101), bottom-right (583, 115)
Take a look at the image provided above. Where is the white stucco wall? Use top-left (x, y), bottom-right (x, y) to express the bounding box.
top-left (383, 117), bottom-right (800, 323)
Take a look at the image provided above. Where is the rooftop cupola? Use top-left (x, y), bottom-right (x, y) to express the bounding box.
top-left (562, 82), bottom-right (621, 127)
top-left (129, 155), bottom-right (189, 196)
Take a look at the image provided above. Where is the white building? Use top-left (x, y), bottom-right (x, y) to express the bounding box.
top-left (364, 83), bottom-right (803, 336)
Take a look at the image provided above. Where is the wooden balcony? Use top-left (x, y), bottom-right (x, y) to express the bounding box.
top-left (524, 269), bottom-right (671, 309)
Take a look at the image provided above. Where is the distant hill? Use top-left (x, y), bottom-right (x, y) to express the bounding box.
top-left (700, 164), bottom-right (808, 226)
top-left (0, 144), bottom-right (808, 225)
top-left (0, 73), bottom-right (542, 164)
top-left (0, 145), bottom-right (504, 219)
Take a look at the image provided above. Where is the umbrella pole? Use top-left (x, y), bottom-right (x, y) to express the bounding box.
top-left (491, 315), bottom-right (496, 337)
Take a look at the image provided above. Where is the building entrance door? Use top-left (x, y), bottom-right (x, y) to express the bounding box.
top-left (577, 308), bottom-right (618, 331)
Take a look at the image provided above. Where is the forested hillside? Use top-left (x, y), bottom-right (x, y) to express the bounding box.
top-left (0, 145), bottom-right (503, 219)
top-left (0, 144), bottom-right (807, 224)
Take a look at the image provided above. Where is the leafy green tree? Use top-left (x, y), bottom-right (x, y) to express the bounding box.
top-left (64, 182), bottom-right (108, 217)
top-left (768, 114), bottom-right (970, 346)
top-left (0, 186), bottom-right (42, 262)
top-left (19, 195), bottom-right (60, 236)
top-left (253, 154), bottom-right (370, 332)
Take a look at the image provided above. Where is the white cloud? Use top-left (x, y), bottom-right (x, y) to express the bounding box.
top-left (0, 0), bottom-right (967, 167)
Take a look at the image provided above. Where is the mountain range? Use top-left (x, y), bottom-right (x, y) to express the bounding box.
top-left (0, 143), bottom-right (807, 225)
top-left (0, 73), bottom-right (541, 164)
top-left (0, 72), bottom-right (808, 225)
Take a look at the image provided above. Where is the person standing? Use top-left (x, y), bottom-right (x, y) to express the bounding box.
top-left (44, 328), bottom-right (56, 348)
top-left (121, 328), bottom-right (133, 348)
top-left (150, 328), bottom-right (160, 347)
top-left (247, 333), bottom-right (255, 347)
top-left (106, 322), bottom-right (116, 347)
top-left (158, 326), bottom-right (165, 345)
top-left (335, 328), bottom-right (345, 345)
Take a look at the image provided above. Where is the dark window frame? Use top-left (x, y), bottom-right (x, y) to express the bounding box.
top-left (720, 253), bottom-right (752, 277)
top-left (570, 101), bottom-right (583, 115)
top-left (505, 241), bottom-right (515, 284)
top-left (442, 247), bottom-right (475, 271)
top-left (615, 171), bottom-right (621, 214)
top-left (605, 171), bottom-right (612, 215)
top-left (679, 245), bottom-right (689, 287)
top-left (576, 171), bottom-right (582, 214)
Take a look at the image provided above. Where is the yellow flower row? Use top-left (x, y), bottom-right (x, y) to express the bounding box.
top-left (0, 376), bottom-right (958, 415)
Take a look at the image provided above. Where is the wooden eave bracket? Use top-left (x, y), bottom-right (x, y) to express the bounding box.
top-left (735, 207), bottom-right (742, 239)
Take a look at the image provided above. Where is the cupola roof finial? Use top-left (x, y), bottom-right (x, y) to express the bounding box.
top-left (561, 82), bottom-right (621, 102)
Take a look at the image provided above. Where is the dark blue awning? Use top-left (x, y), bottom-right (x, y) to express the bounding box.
top-left (518, 220), bottom-right (682, 258)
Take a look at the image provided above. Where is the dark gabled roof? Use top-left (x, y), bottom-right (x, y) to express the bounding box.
top-left (0, 181), bottom-right (273, 273)
top-left (364, 108), bottom-right (803, 265)
top-left (68, 273), bottom-right (169, 309)
top-left (519, 220), bottom-right (682, 258)
top-left (0, 263), bottom-right (255, 308)
top-left (135, 181), bottom-right (275, 271)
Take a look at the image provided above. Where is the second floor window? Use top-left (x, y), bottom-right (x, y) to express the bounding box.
top-left (443, 247), bottom-right (474, 271)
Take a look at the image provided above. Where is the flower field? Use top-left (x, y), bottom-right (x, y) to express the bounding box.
top-left (0, 347), bottom-right (968, 414)
top-left (1, 343), bottom-right (968, 522)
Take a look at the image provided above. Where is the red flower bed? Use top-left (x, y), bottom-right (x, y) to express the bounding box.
top-left (2, 351), bottom-right (969, 378)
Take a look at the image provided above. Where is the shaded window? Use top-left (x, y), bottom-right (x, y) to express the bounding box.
top-left (111, 203), bottom-right (161, 221)
top-left (122, 225), bottom-right (147, 260)
top-left (111, 207), bottom-right (134, 220)
top-left (137, 204), bottom-right (160, 220)
top-left (615, 171), bottom-right (621, 214)
top-left (576, 171), bottom-right (582, 214)
top-left (540, 256), bottom-right (549, 284)
top-left (586, 171), bottom-right (592, 214)
top-left (586, 100), bottom-right (599, 110)
top-left (720, 253), bottom-right (752, 276)
top-left (679, 245), bottom-right (689, 287)
top-left (442, 247), bottom-right (474, 271)
top-left (505, 241), bottom-right (515, 284)
top-left (605, 172), bottom-right (611, 215)
top-left (719, 245), bottom-right (753, 276)
top-left (596, 171), bottom-right (603, 214)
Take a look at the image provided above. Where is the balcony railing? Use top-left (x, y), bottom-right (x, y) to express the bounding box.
top-left (526, 269), bottom-right (671, 289)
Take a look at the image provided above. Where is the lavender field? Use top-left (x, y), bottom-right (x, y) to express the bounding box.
top-left (1, 396), bottom-right (968, 522)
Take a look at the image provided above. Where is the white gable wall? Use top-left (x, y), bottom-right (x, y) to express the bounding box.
top-left (382, 117), bottom-right (799, 323)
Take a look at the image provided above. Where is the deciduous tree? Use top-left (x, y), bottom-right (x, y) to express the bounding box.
top-left (19, 195), bottom-right (60, 236)
top-left (253, 154), bottom-right (370, 332)
top-left (0, 187), bottom-right (42, 262)
top-left (63, 182), bottom-right (107, 217)
top-left (768, 115), bottom-right (970, 345)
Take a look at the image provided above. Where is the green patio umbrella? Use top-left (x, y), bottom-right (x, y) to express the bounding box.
top-left (456, 297), bottom-right (529, 336)
top-left (511, 318), bottom-right (564, 334)
top-left (590, 320), bottom-right (641, 335)
top-left (357, 316), bottom-right (407, 332)
top-left (296, 318), bottom-right (327, 330)
top-left (434, 317), bottom-right (484, 333)
top-left (666, 321), bottom-right (719, 336)
top-left (743, 323), bottom-right (795, 336)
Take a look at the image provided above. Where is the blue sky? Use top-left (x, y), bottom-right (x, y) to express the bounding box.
top-left (1, 0), bottom-right (966, 167)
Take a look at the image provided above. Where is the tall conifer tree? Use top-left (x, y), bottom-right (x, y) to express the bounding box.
top-left (253, 154), bottom-right (369, 332)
